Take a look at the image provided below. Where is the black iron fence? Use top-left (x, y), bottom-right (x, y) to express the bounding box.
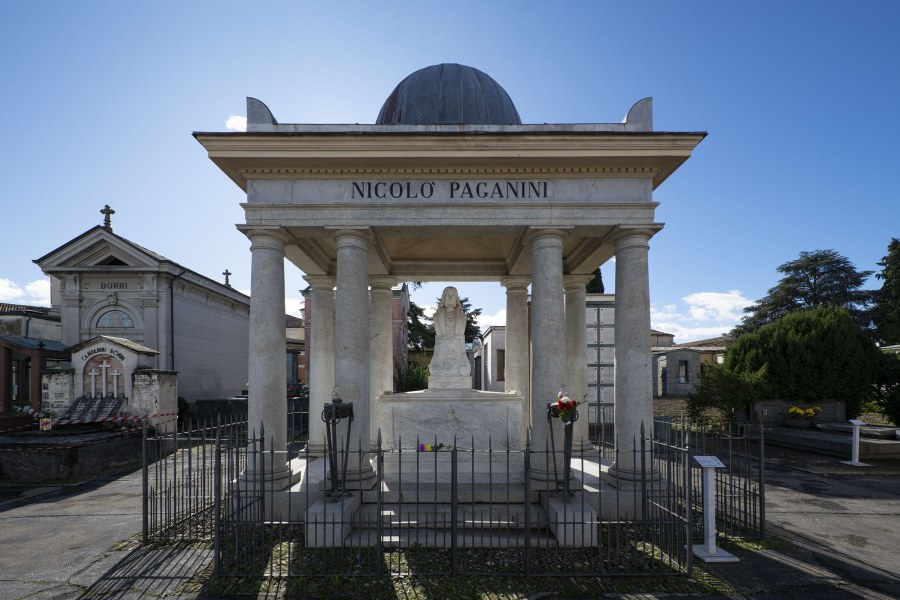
top-left (142, 413), bottom-right (764, 580)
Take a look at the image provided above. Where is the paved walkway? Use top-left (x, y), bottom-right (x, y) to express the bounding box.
top-left (0, 469), bottom-right (210, 599)
top-left (1, 448), bottom-right (899, 599)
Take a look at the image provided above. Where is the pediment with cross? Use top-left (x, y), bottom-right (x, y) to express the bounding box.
top-left (34, 225), bottom-right (168, 272)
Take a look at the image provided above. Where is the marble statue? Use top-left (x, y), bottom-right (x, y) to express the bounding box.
top-left (428, 286), bottom-right (472, 389)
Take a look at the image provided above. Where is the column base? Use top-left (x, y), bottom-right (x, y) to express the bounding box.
top-left (320, 453), bottom-right (378, 491)
top-left (603, 462), bottom-right (660, 486)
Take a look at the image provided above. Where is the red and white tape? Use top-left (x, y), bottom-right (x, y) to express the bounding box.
top-left (52, 412), bottom-right (178, 426)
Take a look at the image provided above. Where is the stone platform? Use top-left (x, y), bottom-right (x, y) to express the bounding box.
top-left (375, 389), bottom-right (524, 450)
top-left (762, 424), bottom-right (900, 459)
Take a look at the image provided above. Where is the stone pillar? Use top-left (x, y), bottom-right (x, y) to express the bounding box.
top-left (564, 275), bottom-right (592, 452)
top-left (333, 230), bottom-right (374, 483)
top-left (303, 274), bottom-right (335, 456)
top-left (528, 229), bottom-right (567, 480)
top-left (141, 274), bottom-right (160, 366)
top-left (0, 345), bottom-right (9, 412)
top-left (246, 230), bottom-right (289, 484)
top-left (608, 230), bottom-right (656, 482)
top-left (369, 277), bottom-right (396, 447)
top-left (60, 274), bottom-right (81, 347)
top-left (500, 276), bottom-right (530, 445)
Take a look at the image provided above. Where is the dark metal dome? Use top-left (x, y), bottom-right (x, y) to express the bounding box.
top-left (376, 63), bottom-right (522, 126)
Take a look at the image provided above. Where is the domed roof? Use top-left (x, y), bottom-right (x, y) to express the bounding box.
top-left (376, 63), bottom-right (522, 126)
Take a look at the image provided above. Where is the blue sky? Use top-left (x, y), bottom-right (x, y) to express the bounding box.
top-left (1, 1), bottom-right (897, 342)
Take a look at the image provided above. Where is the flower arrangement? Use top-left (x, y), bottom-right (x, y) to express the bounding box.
top-left (787, 405), bottom-right (821, 418)
top-left (548, 389), bottom-right (589, 424)
top-left (417, 442), bottom-right (451, 452)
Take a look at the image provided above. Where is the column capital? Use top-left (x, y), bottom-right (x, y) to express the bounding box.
top-left (610, 228), bottom-right (655, 251)
top-left (500, 276), bottom-right (531, 292)
top-left (330, 227), bottom-right (372, 244)
top-left (303, 274), bottom-right (335, 290)
top-left (524, 227), bottom-right (570, 246)
top-left (243, 227), bottom-right (290, 248)
top-left (563, 274), bottom-right (593, 291)
top-left (368, 276), bottom-right (397, 290)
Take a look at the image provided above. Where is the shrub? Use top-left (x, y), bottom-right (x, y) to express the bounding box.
top-left (686, 363), bottom-right (768, 422)
top-left (397, 362), bottom-right (429, 392)
top-left (726, 306), bottom-right (880, 418)
top-left (872, 352), bottom-right (900, 426)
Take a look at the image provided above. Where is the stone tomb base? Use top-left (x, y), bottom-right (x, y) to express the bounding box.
top-left (376, 389), bottom-right (524, 451)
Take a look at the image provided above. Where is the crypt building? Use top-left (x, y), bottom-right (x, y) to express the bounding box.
top-left (195, 63), bottom-right (704, 484)
top-left (32, 222), bottom-right (252, 405)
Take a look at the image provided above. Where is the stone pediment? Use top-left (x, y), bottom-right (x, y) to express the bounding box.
top-left (34, 226), bottom-right (167, 273)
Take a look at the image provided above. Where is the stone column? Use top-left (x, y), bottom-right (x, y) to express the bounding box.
top-left (369, 277), bottom-right (396, 447)
top-left (246, 230), bottom-right (289, 484)
top-left (333, 230), bottom-right (374, 483)
top-left (303, 274), bottom-right (335, 456)
top-left (528, 229), bottom-right (567, 480)
top-left (500, 276), bottom-right (530, 445)
top-left (0, 345), bottom-right (9, 412)
top-left (564, 275), bottom-right (592, 452)
top-left (608, 230), bottom-right (656, 483)
top-left (60, 274), bottom-right (81, 347)
top-left (141, 274), bottom-right (160, 367)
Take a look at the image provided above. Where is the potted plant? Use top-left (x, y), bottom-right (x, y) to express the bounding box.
top-left (785, 405), bottom-right (821, 427)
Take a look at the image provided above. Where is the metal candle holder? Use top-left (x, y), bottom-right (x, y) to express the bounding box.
top-left (322, 390), bottom-right (354, 500)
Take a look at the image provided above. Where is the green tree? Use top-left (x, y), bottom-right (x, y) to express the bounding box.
top-left (726, 305), bottom-right (880, 417)
top-left (734, 250), bottom-right (873, 335)
top-left (585, 267), bottom-right (605, 293)
top-left (406, 300), bottom-right (434, 351)
top-left (873, 238), bottom-right (900, 346)
top-left (460, 296), bottom-right (482, 342)
top-left (686, 363), bottom-right (768, 422)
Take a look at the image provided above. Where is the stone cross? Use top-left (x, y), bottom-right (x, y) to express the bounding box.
top-left (223, 269), bottom-right (232, 287)
top-left (100, 205), bottom-right (115, 231)
top-left (112, 369), bottom-right (121, 398)
top-left (89, 367), bottom-right (99, 397)
top-left (100, 361), bottom-right (110, 397)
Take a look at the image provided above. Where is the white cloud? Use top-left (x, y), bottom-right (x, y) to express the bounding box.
top-left (477, 308), bottom-right (507, 329)
top-left (24, 279), bottom-right (51, 306)
top-left (0, 278), bottom-right (24, 301)
top-left (420, 303), bottom-right (437, 320)
top-left (683, 290), bottom-right (749, 323)
top-left (0, 278), bottom-right (51, 306)
top-left (285, 297), bottom-right (303, 318)
top-left (651, 290), bottom-right (752, 343)
top-left (225, 115), bottom-right (247, 132)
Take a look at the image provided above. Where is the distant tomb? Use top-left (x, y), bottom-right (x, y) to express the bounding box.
top-left (43, 335), bottom-right (176, 431)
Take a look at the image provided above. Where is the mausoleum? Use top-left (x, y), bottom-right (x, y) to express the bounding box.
top-left (195, 64), bottom-right (705, 495)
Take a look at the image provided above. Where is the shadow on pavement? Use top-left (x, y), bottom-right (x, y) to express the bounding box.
top-left (78, 542), bottom-right (214, 599)
top-left (706, 526), bottom-right (900, 599)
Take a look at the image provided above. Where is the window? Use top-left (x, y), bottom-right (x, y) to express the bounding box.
top-left (97, 310), bottom-right (134, 328)
top-left (496, 349), bottom-right (505, 381)
top-left (678, 360), bottom-right (689, 384)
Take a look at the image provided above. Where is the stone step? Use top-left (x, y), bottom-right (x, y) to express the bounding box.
top-left (352, 502), bottom-right (547, 530)
top-left (361, 478), bottom-right (582, 503)
top-left (343, 528), bottom-right (557, 548)
top-left (815, 422), bottom-right (900, 439)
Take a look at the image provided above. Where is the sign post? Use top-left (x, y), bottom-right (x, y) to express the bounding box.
top-left (692, 455), bottom-right (739, 563)
top-left (840, 419), bottom-right (871, 467)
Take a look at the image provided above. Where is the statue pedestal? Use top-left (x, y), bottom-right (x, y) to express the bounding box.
top-left (376, 389), bottom-right (524, 451)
